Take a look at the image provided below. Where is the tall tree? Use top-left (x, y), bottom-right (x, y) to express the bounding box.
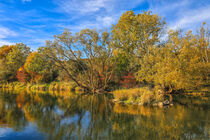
top-left (111, 10), bottom-right (166, 73)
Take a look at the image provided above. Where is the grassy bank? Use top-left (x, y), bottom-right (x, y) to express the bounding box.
top-left (112, 87), bottom-right (169, 105)
top-left (0, 82), bottom-right (166, 106)
top-left (0, 82), bottom-right (83, 93)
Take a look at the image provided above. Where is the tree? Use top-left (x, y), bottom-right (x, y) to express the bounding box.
top-left (6, 43), bottom-right (30, 73)
top-left (0, 45), bottom-right (15, 82)
top-left (24, 48), bottom-right (57, 83)
top-left (111, 10), bottom-right (166, 73)
top-left (136, 23), bottom-right (210, 93)
top-left (45, 29), bottom-right (114, 93)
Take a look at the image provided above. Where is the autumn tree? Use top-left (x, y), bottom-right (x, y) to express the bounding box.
top-left (24, 48), bottom-right (57, 83)
top-left (6, 43), bottom-right (30, 72)
top-left (45, 29), bottom-right (114, 93)
top-left (111, 10), bottom-right (166, 74)
top-left (136, 23), bottom-right (210, 93)
top-left (0, 45), bottom-right (15, 82)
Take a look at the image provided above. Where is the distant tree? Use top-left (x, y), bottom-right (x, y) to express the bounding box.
top-left (24, 48), bottom-right (57, 83)
top-left (0, 45), bottom-right (15, 82)
top-left (6, 43), bottom-right (30, 78)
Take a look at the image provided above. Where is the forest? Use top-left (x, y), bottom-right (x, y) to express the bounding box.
top-left (0, 11), bottom-right (209, 104)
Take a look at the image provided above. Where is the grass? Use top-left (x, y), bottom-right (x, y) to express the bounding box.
top-left (112, 87), bottom-right (164, 105)
top-left (0, 81), bottom-right (78, 93)
top-left (0, 82), bottom-right (26, 91)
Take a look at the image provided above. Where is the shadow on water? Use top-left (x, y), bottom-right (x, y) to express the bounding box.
top-left (0, 90), bottom-right (209, 140)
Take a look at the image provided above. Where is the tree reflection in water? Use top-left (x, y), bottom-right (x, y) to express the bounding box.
top-left (0, 91), bottom-right (209, 140)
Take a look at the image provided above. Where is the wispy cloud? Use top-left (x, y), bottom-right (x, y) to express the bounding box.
top-left (55, 0), bottom-right (108, 14)
top-left (54, 0), bottom-right (143, 15)
top-left (171, 5), bottom-right (210, 30)
top-left (148, 0), bottom-right (210, 30)
top-left (0, 26), bottom-right (17, 39)
top-left (22, 0), bottom-right (32, 2)
top-left (0, 26), bottom-right (16, 46)
top-left (0, 40), bottom-right (14, 46)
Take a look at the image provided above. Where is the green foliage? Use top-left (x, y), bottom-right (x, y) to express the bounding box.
top-left (0, 44), bottom-right (30, 82)
top-left (0, 45), bottom-right (15, 82)
top-left (6, 43), bottom-right (30, 73)
top-left (24, 47), bottom-right (57, 83)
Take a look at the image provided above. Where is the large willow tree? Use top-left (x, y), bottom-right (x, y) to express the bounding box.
top-left (45, 29), bottom-right (114, 93)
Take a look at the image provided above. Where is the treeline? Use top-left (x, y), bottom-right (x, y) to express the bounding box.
top-left (0, 11), bottom-right (209, 94)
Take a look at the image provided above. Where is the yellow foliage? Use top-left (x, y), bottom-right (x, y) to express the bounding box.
top-left (136, 24), bottom-right (210, 91)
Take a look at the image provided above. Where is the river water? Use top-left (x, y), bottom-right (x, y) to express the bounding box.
top-left (0, 91), bottom-right (209, 140)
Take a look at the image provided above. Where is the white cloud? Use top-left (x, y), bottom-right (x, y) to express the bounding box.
top-left (171, 6), bottom-right (210, 30)
top-left (0, 40), bottom-right (14, 46)
top-left (148, 0), bottom-right (210, 31)
top-left (54, 0), bottom-right (108, 14)
top-left (101, 16), bottom-right (114, 27)
top-left (55, 0), bottom-right (143, 15)
top-left (0, 26), bottom-right (17, 39)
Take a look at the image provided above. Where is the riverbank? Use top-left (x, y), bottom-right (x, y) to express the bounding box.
top-left (0, 82), bottom-right (209, 107)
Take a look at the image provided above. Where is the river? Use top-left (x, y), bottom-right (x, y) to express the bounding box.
top-left (0, 91), bottom-right (209, 140)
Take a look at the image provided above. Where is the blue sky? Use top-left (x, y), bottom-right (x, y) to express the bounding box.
top-left (0, 0), bottom-right (210, 49)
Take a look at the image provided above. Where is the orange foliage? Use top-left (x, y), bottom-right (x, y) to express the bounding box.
top-left (17, 66), bottom-right (30, 83)
top-left (0, 45), bottom-right (15, 59)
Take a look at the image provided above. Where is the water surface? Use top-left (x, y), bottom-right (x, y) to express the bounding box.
top-left (0, 91), bottom-right (209, 140)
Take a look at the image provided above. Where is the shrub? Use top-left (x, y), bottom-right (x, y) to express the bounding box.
top-left (113, 87), bottom-right (164, 105)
